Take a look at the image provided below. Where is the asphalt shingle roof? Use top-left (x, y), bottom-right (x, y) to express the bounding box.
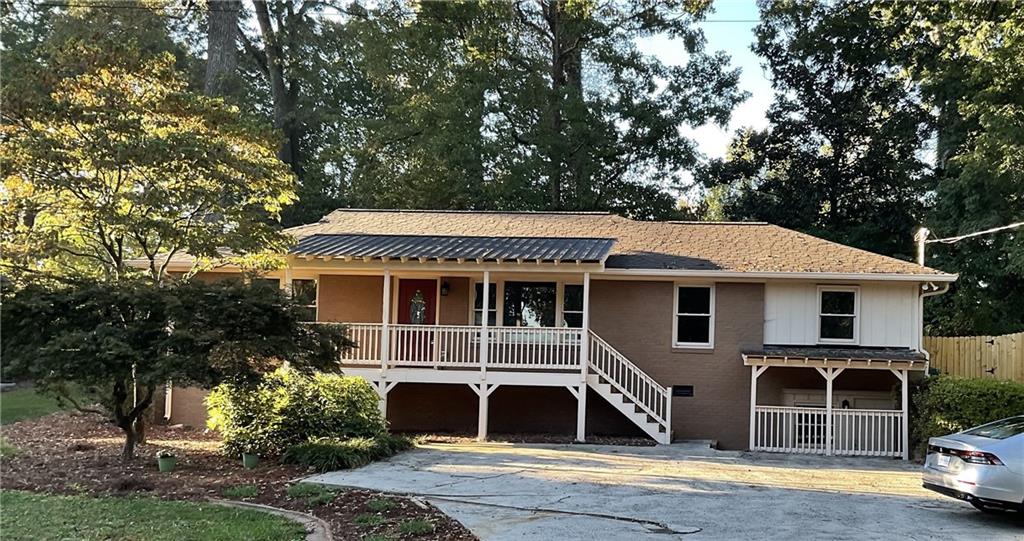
top-left (284, 209), bottom-right (952, 276)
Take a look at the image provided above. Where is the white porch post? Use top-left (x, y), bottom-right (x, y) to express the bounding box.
top-left (825, 368), bottom-right (834, 456)
top-left (902, 369), bottom-right (909, 461)
top-left (472, 383), bottom-right (497, 442)
top-left (381, 270), bottom-right (391, 377)
top-left (576, 272), bottom-right (591, 442)
top-left (479, 271), bottom-right (490, 380)
top-left (815, 367), bottom-right (844, 456)
top-left (375, 380), bottom-right (396, 418)
top-left (749, 365), bottom-right (767, 451)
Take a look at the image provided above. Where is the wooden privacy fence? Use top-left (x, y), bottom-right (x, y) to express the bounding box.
top-left (924, 332), bottom-right (1024, 383)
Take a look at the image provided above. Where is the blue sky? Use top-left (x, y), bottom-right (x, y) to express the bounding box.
top-left (636, 0), bottom-right (771, 161)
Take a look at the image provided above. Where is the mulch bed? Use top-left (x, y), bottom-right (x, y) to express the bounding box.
top-left (1, 411), bottom-right (475, 540)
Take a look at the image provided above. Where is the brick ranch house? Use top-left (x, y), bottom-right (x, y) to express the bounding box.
top-left (155, 209), bottom-right (956, 459)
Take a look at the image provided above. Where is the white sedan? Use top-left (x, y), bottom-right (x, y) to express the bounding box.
top-left (923, 415), bottom-right (1024, 513)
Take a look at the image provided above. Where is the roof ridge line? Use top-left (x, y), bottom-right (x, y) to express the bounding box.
top-left (327, 208), bottom-right (613, 216)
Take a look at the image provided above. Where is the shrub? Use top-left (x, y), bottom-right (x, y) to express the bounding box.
top-left (281, 435), bottom-right (413, 472)
top-left (207, 367), bottom-right (386, 457)
top-left (911, 375), bottom-right (1024, 456)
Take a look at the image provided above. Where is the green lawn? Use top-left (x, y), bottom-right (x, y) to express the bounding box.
top-left (1, 491), bottom-right (305, 541)
top-left (0, 388), bottom-right (71, 425)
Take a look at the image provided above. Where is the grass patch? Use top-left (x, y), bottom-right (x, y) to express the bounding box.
top-left (221, 484), bottom-right (260, 499)
top-left (366, 497), bottom-right (394, 513)
top-left (0, 437), bottom-right (18, 458)
top-left (398, 519), bottom-right (435, 536)
top-left (362, 535), bottom-right (393, 541)
top-left (285, 483), bottom-right (337, 506)
top-left (0, 490), bottom-right (305, 541)
top-left (0, 389), bottom-right (71, 425)
top-left (355, 513), bottom-right (385, 527)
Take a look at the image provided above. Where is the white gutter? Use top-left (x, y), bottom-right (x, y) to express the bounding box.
top-left (598, 268), bottom-right (958, 283)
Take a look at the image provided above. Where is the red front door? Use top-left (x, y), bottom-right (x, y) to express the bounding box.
top-left (397, 279), bottom-right (437, 325)
top-left (396, 280), bottom-right (437, 363)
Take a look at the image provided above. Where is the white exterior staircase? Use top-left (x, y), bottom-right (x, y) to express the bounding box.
top-left (587, 331), bottom-right (672, 444)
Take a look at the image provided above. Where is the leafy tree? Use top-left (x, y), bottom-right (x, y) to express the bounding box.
top-left (697, 0), bottom-right (930, 258)
top-left (0, 279), bottom-right (352, 460)
top-left (1, 5), bottom-right (295, 283)
top-left (880, 1), bottom-right (1024, 335)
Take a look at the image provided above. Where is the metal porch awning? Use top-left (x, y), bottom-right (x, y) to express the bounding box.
top-left (742, 346), bottom-right (928, 371)
top-left (290, 234), bottom-right (616, 264)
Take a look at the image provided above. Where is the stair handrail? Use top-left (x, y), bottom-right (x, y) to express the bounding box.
top-left (587, 330), bottom-right (670, 427)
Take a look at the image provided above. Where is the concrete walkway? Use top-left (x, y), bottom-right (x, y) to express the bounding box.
top-left (307, 442), bottom-right (1022, 540)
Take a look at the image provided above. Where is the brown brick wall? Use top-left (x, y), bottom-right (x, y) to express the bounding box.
top-left (589, 280), bottom-right (764, 449)
top-left (386, 383), bottom-right (644, 437)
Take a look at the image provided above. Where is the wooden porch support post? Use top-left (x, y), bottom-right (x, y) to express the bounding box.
top-left (576, 272), bottom-right (591, 443)
top-left (479, 271), bottom-right (490, 381)
top-left (749, 365), bottom-right (768, 451)
top-left (381, 270), bottom-right (391, 377)
top-left (891, 368), bottom-right (910, 460)
top-left (375, 380), bottom-right (397, 418)
top-left (815, 367), bottom-right (844, 456)
top-left (471, 383), bottom-right (498, 442)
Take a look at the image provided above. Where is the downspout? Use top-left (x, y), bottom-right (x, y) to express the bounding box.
top-left (919, 281), bottom-right (951, 373)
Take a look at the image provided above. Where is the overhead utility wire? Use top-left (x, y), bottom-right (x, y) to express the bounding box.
top-left (925, 222), bottom-right (1024, 245)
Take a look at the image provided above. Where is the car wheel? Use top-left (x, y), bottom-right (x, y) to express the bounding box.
top-left (970, 500), bottom-right (1008, 514)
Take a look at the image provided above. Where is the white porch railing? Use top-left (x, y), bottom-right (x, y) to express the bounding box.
top-left (833, 408), bottom-right (903, 457)
top-left (753, 405), bottom-right (902, 457)
top-left (336, 323), bottom-right (581, 370)
top-left (588, 331), bottom-right (670, 429)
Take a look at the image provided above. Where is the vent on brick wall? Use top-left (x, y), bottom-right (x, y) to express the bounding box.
top-left (672, 385), bottom-right (694, 397)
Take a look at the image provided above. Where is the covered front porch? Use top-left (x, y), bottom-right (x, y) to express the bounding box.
top-left (745, 347), bottom-right (927, 459)
top-left (288, 233), bottom-right (671, 444)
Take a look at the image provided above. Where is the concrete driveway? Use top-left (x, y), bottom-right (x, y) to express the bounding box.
top-left (307, 442), bottom-right (1022, 540)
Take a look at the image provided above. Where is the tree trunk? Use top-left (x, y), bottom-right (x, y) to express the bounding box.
top-left (542, 0), bottom-right (583, 210)
top-left (545, 0), bottom-right (566, 209)
top-left (253, 0), bottom-right (304, 180)
top-left (204, 0), bottom-right (240, 97)
top-left (121, 424), bottom-right (137, 462)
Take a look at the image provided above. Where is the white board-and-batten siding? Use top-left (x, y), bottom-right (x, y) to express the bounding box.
top-left (763, 282), bottom-right (919, 349)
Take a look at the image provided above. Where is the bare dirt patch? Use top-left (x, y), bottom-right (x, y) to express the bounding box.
top-left (1, 412), bottom-right (475, 540)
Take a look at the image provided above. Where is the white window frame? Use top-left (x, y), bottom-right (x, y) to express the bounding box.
top-left (471, 280), bottom-right (498, 326)
top-left (672, 284), bottom-right (715, 349)
top-left (561, 283), bottom-right (584, 328)
top-left (816, 285), bottom-right (860, 345)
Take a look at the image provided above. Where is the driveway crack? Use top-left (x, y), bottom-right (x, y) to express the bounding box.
top-left (422, 494), bottom-right (702, 535)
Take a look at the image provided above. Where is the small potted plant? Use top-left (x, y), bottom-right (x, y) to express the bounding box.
top-left (241, 449), bottom-right (259, 470)
top-left (156, 449), bottom-right (177, 472)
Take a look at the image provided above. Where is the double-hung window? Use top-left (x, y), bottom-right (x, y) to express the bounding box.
top-left (818, 286), bottom-right (858, 343)
top-left (473, 282), bottom-right (497, 326)
top-left (674, 285), bottom-right (714, 348)
top-left (291, 279), bottom-right (318, 322)
top-left (562, 284), bottom-right (583, 328)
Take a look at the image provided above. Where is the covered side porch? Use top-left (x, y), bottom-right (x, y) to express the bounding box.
top-left (745, 347), bottom-right (927, 460)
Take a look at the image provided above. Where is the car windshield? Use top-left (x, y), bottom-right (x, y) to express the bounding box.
top-left (963, 417), bottom-right (1024, 439)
